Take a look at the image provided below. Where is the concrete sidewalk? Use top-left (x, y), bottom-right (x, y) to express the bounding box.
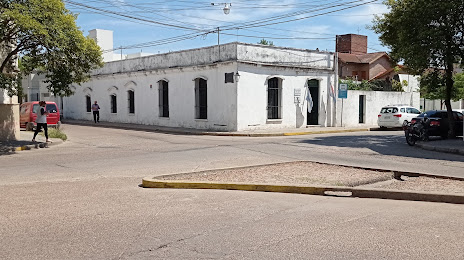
top-left (416, 138), bottom-right (464, 156)
top-left (0, 131), bottom-right (63, 155)
top-left (63, 119), bottom-right (374, 137)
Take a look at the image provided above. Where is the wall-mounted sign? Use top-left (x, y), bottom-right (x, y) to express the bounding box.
top-left (294, 88), bottom-right (302, 104)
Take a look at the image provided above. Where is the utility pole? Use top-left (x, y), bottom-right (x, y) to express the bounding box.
top-left (217, 27), bottom-right (220, 61)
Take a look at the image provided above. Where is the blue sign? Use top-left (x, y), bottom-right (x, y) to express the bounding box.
top-left (338, 83), bottom-right (348, 99)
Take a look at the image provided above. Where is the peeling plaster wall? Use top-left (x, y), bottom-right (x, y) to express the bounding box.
top-left (1, 45), bottom-right (20, 141)
top-left (0, 90), bottom-right (20, 141)
top-left (64, 62), bottom-right (239, 131)
top-left (94, 44), bottom-right (237, 75)
top-left (93, 42), bottom-right (332, 75)
top-left (237, 44), bottom-right (334, 70)
top-left (64, 42), bottom-right (337, 132)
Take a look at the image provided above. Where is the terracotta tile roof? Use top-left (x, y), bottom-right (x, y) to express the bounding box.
top-left (371, 67), bottom-right (395, 80)
top-left (371, 64), bottom-right (406, 80)
top-left (338, 53), bottom-right (361, 63)
top-left (338, 52), bottom-right (389, 64)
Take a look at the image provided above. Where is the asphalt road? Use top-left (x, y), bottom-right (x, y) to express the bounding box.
top-left (1, 125), bottom-right (464, 259)
top-left (1, 125), bottom-right (464, 185)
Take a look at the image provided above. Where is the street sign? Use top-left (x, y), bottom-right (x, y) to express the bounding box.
top-left (338, 83), bottom-right (348, 99)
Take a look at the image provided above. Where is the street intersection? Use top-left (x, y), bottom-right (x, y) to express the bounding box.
top-left (1, 125), bottom-right (463, 259)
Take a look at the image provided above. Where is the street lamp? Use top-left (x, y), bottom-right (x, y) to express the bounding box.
top-left (234, 71), bottom-right (240, 82)
top-left (211, 3), bottom-right (232, 15)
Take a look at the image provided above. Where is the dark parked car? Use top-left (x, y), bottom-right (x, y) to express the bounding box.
top-left (411, 110), bottom-right (463, 138)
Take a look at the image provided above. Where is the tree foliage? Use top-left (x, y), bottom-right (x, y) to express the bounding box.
top-left (0, 0), bottom-right (103, 97)
top-left (372, 0), bottom-right (464, 137)
top-left (257, 39), bottom-right (274, 46)
top-left (341, 78), bottom-right (405, 92)
top-left (420, 71), bottom-right (464, 101)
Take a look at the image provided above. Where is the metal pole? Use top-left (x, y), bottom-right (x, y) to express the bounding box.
top-left (341, 98), bottom-right (344, 127)
top-left (217, 27), bottom-right (220, 61)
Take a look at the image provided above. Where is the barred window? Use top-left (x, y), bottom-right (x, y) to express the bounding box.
top-left (195, 78), bottom-right (207, 119)
top-left (267, 77), bottom-right (281, 119)
top-left (159, 80), bottom-right (169, 118)
top-left (110, 94), bottom-right (117, 113)
top-left (86, 95), bottom-right (91, 112)
top-left (128, 90), bottom-right (135, 114)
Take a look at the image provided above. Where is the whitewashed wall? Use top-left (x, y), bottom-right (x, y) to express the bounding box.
top-left (236, 63), bottom-right (337, 131)
top-left (64, 62), bottom-right (238, 131)
top-left (64, 42), bottom-right (338, 132)
top-left (420, 98), bottom-right (463, 111)
top-left (336, 90), bottom-right (420, 127)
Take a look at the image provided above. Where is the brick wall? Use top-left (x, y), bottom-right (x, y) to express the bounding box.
top-left (336, 34), bottom-right (367, 54)
top-left (339, 63), bottom-right (370, 80)
top-left (369, 56), bottom-right (393, 79)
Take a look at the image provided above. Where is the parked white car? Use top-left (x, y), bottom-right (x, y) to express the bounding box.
top-left (377, 105), bottom-right (421, 128)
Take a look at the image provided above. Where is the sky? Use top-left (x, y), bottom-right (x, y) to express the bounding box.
top-left (64, 0), bottom-right (390, 56)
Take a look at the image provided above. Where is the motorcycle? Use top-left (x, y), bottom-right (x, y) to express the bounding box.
top-left (403, 118), bottom-right (430, 146)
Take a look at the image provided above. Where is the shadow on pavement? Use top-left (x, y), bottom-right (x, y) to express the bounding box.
top-left (0, 140), bottom-right (35, 156)
top-left (298, 133), bottom-right (464, 162)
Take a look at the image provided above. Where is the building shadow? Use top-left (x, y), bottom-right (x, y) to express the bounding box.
top-left (297, 134), bottom-right (464, 162)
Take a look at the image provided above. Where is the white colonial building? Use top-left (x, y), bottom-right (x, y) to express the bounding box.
top-left (64, 42), bottom-right (339, 131)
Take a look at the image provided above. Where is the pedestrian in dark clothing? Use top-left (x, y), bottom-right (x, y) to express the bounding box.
top-left (92, 101), bottom-right (100, 123)
top-left (32, 101), bottom-right (50, 142)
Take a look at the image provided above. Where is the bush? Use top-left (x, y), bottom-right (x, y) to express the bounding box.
top-left (40, 128), bottom-right (67, 141)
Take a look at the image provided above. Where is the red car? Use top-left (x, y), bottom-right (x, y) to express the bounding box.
top-left (20, 101), bottom-right (61, 130)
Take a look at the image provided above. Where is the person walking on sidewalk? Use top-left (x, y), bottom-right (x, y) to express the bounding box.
top-left (92, 101), bottom-right (100, 123)
top-left (32, 101), bottom-right (50, 143)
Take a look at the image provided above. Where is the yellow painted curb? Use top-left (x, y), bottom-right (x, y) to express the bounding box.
top-left (15, 145), bottom-right (30, 151)
top-left (283, 128), bottom-right (370, 136)
top-left (142, 178), bottom-right (344, 195)
top-left (141, 178), bottom-right (464, 204)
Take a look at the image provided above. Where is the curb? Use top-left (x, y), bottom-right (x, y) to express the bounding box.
top-left (12, 138), bottom-right (64, 152)
top-left (64, 120), bottom-right (371, 137)
top-left (141, 178), bottom-right (464, 205)
top-left (415, 142), bottom-right (464, 156)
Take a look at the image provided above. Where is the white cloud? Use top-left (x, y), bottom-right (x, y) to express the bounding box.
top-left (335, 2), bottom-right (388, 26)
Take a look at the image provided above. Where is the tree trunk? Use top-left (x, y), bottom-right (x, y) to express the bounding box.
top-left (445, 64), bottom-right (456, 138)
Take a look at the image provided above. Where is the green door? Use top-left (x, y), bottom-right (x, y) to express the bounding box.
top-left (307, 79), bottom-right (319, 125)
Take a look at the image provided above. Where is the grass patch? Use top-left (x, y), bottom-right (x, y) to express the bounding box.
top-left (40, 128), bottom-right (67, 141)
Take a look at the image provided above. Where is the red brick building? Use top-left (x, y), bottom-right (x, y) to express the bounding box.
top-left (336, 34), bottom-right (394, 81)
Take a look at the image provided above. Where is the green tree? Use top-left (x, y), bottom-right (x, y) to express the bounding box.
top-left (0, 0), bottom-right (103, 97)
top-left (372, 0), bottom-right (464, 137)
top-left (257, 39), bottom-right (274, 46)
top-left (453, 72), bottom-right (464, 100)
